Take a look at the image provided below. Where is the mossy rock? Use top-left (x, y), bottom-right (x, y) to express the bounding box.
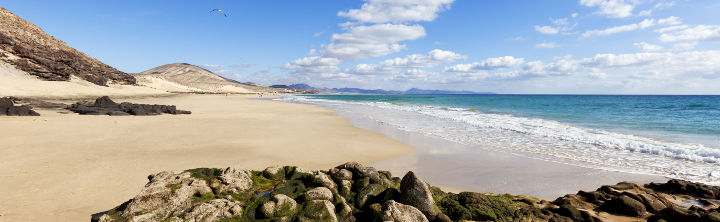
top-left (436, 192), bottom-right (521, 221)
top-left (186, 168), bottom-right (223, 180)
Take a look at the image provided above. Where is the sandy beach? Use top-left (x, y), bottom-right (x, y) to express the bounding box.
top-left (0, 94), bottom-right (413, 221)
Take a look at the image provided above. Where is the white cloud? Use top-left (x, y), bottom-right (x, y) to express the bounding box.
top-left (638, 9), bottom-right (652, 17)
top-left (501, 50), bottom-right (720, 80)
top-left (338, 0), bottom-right (454, 23)
top-left (444, 56), bottom-right (525, 73)
top-left (284, 56), bottom-right (342, 75)
top-left (673, 42), bottom-right (697, 51)
top-left (534, 16), bottom-right (578, 35)
top-left (658, 25), bottom-right (720, 42)
top-left (634, 42), bottom-right (663, 51)
top-left (535, 42), bottom-right (557, 49)
top-left (385, 69), bottom-right (432, 82)
top-left (324, 24), bottom-right (426, 60)
top-left (582, 16), bottom-right (680, 38)
top-left (579, 0), bottom-right (636, 18)
top-left (348, 49), bottom-right (465, 75)
top-left (534, 25), bottom-right (559, 35)
top-left (572, 13), bottom-right (579, 18)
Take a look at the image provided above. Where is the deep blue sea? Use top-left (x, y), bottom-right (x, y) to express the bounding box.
top-left (278, 94), bottom-right (720, 184)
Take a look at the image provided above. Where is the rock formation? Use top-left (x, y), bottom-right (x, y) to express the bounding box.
top-left (0, 7), bottom-right (135, 86)
top-left (94, 163), bottom-right (720, 222)
top-left (68, 96), bottom-right (190, 116)
top-left (0, 97), bottom-right (39, 116)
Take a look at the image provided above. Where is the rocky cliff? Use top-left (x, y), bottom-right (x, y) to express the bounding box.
top-left (0, 7), bottom-right (135, 86)
top-left (94, 162), bottom-right (720, 222)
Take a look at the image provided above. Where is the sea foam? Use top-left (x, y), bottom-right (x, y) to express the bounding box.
top-left (277, 95), bottom-right (720, 184)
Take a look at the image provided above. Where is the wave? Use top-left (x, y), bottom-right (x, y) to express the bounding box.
top-left (276, 95), bottom-right (720, 184)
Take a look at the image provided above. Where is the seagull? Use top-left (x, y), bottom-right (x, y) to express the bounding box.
top-left (210, 9), bottom-right (228, 17)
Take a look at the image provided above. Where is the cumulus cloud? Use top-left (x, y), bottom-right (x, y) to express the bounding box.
top-left (338, 0), bottom-right (454, 23)
top-left (444, 56), bottom-right (525, 73)
top-left (323, 24), bottom-right (427, 60)
top-left (348, 49), bottom-right (465, 75)
top-left (535, 42), bottom-right (558, 48)
top-left (286, 0), bottom-right (456, 79)
top-left (579, 0), bottom-right (636, 18)
top-left (582, 16), bottom-right (681, 38)
top-left (634, 42), bottom-right (663, 51)
top-left (658, 25), bottom-right (720, 42)
top-left (284, 56), bottom-right (342, 75)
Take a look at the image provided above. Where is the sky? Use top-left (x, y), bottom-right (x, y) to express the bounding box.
top-left (2, 0), bottom-right (720, 94)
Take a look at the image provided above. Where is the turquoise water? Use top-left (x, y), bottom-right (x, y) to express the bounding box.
top-left (280, 94), bottom-right (720, 184)
top-left (306, 94), bottom-right (720, 147)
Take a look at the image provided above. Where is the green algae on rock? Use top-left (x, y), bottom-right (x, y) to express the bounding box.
top-left (93, 163), bottom-right (720, 222)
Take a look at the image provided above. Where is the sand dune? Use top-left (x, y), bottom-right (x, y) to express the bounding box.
top-left (135, 63), bottom-right (274, 94)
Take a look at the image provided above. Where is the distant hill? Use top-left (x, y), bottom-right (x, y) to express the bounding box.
top-left (273, 84), bottom-right (494, 95)
top-left (0, 6), bottom-right (135, 86)
top-left (135, 63), bottom-right (273, 94)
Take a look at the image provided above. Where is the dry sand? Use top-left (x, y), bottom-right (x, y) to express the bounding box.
top-left (0, 94), bottom-right (413, 221)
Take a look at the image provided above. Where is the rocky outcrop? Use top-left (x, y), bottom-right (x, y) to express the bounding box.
top-left (95, 163), bottom-right (720, 222)
top-left (0, 97), bottom-right (39, 116)
top-left (0, 7), bottom-right (135, 86)
top-left (68, 96), bottom-right (191, 116)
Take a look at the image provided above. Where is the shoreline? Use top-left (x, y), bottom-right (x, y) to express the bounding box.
top-left (0, 94), bottom-right (413, 221)
top-left (289, 97), bottom-right (669, 199)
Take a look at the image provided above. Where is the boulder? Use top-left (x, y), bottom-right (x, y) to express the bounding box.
top-left (0, 98), bottom-right (40, 116)
top-left (184, 199), bottom-right (242, 222)
top-left (382, 200), bottom-right (429, 222)
top-left (611, 194), bottom-right (647, 217)
top-left (261, 194), bottom-right (297, 218)
top-left (299, 200), bottom-right (337, 222)
top-left (120, 171), bottom-right (214, 221)
top-left (305, 187), bottom-right (334, 201)
top-left (217, 167), bottom-right (252, 193)
top-left (639, 193), bottom-right (668, 213)
top-left (399, 171), bottom-right (443, 220)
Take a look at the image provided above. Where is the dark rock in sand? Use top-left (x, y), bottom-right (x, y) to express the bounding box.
top-left (646, 179), bottom-right (720, 199)
top-left (0, 97), bottom-right (40, 116)
top-left (67, 96), bottom-right (190, 116)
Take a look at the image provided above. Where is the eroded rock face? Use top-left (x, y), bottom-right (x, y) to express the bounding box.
top-left (68, 96), bottom-right (191, 116)
top-left (0, 7), bottom-right (135, 86)
top-left (0, 97), bottom-right (39, 116)
top-left (94, 163), bottom-right (720, 222)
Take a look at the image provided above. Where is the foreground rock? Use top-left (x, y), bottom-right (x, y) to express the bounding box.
top-left (68, 96), bottom-right (190, 116)
top-left (0, 97), bottom-right (39, 116)
top-left (95, 163), bottom-right (720, 222)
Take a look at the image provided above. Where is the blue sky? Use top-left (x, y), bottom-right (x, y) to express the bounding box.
top-left (2, 0), bottom-right (720, 94)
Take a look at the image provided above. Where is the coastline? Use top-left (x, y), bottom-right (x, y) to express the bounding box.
top-left (0, 94), bottom-right (413, 221)
top-left (287, 97), bottom-right (669, 199)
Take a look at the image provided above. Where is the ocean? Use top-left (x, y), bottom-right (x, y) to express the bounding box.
top-left (277, 94), bottom-right (720, 184)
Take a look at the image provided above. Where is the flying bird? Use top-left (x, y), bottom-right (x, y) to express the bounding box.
top-left (210, 9), bottom-right (228, 17)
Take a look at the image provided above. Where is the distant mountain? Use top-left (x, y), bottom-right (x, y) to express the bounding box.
top-left (0, 6), bottom-right (135, 86)
top-left (276, 83), bottom-right (494, 95)
top-left (135, 63), bottom-right (273, 93)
